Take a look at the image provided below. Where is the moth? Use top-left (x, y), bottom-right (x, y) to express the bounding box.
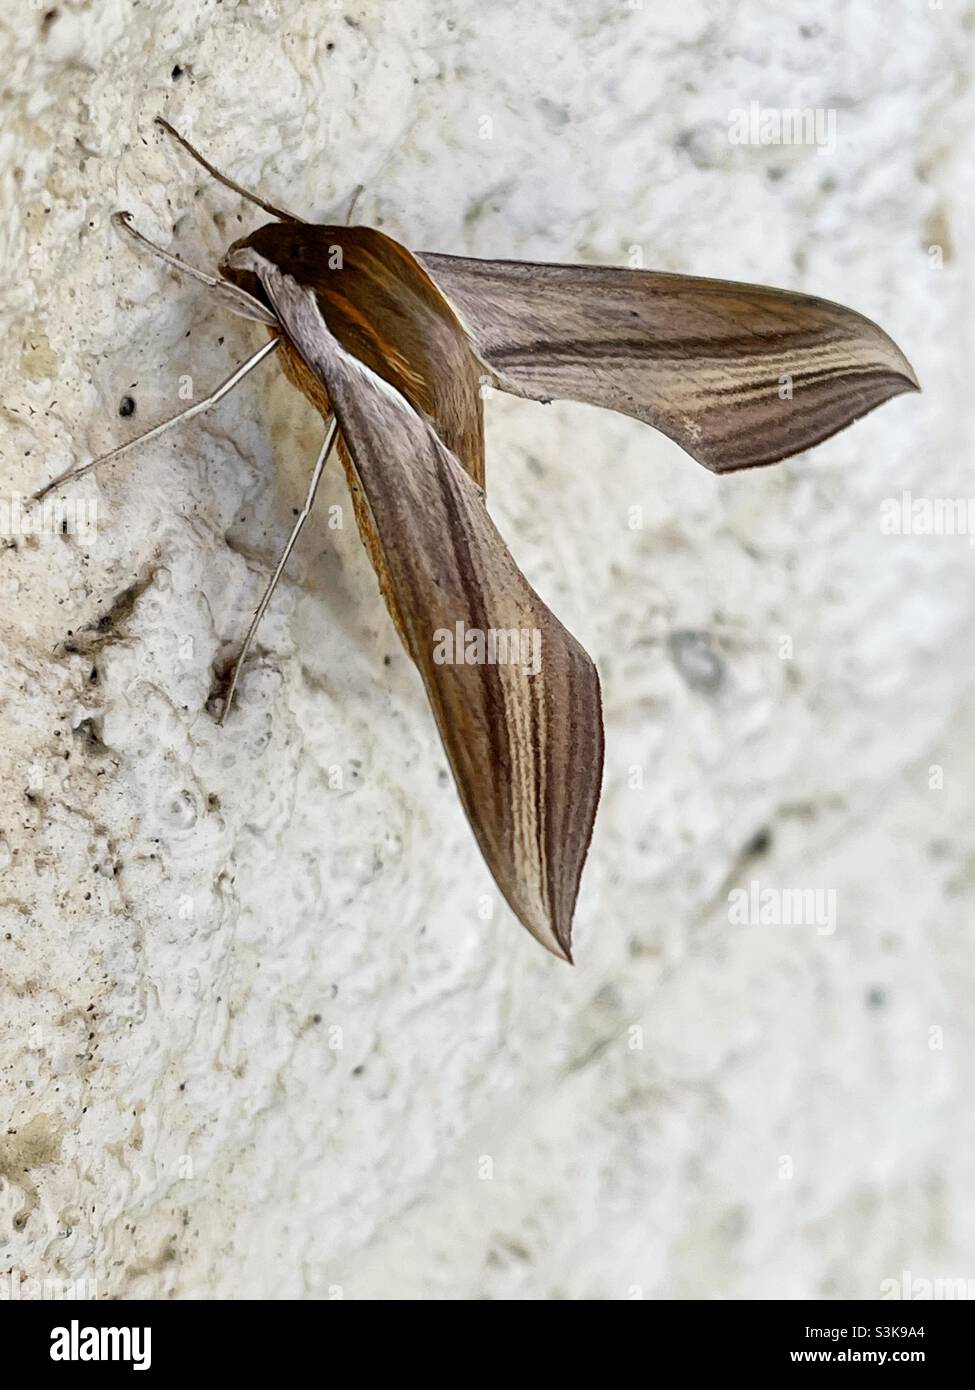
top-left (35, 120), bottom-right (918, 961)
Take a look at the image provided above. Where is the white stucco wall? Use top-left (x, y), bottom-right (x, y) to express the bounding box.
top-left (1, 0), bottom-right (973, 1300)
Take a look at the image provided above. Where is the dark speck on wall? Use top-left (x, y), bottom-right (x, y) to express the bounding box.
top-left (745, 826), bottom-right (773, 857)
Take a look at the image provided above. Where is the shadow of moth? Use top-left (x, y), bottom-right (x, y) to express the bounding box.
top-left (35, 119), bottom-right (918, 961)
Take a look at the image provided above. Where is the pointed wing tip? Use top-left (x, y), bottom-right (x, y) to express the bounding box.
top-left (871, 317), bottom-right (919, 392)
top-left (871, 362), bottom-right (922, 408)
top-left (506, 895), bottom-right (578, 961)
top-left (882, 340), bottom-right (920, 395)
top-left (541, 933), bottom-right (575, 965)
top-left (866, 361), bottom-right (923, 413)
top-left (855, 314), bottom-right (920, 402)
top-left (553, 932), bottom-right (575, 966)
top-left (701, 361), bottom-right (921, 474)
top-left (523, 914), bottom-right (576, 964)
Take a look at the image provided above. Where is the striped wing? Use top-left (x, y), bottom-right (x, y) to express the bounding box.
top-left (222, 224), bottom-right (487, 484)
top-left (237, 250), bottom-right (603, 960)
top-left (417, 253), bottom-right (919, 472)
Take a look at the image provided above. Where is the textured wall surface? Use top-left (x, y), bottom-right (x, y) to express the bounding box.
top-left (1, 0), bottom-right (973, 1300)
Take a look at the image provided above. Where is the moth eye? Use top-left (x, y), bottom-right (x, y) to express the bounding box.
top-left (118, 395), bottom-right (136, 418)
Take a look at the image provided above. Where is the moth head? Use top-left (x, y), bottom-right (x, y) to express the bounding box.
top-left (218, 224), bottom-right (284, 307)
top-left (220, 222), bottom-right (349, 301)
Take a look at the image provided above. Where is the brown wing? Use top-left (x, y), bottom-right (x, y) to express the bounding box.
top-left (221, 224), bottom-right (487, 485)
top-left (416, 253), bottom-right (919, 472)
top-left (231, 247), bottom-right (604, 961)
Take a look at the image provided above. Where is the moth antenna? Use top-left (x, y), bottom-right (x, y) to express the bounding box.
top-left (111, 211), bottom-right (278, 324)
top-left (155, 117), bottom-right (307, 224)
top-left (30, 338), bottom-right (281, 503)
top-left (218, 418), bottom-right (340, 725)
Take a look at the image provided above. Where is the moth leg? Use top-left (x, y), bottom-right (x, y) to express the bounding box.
top-left (112, 212), bottom-right (278, 325)
top-left (155, 117), bottom-right (307, 225)
top-left (31, 337), bottom-right (281, 502)
top-left (219, 418), bottom-right (340, 725)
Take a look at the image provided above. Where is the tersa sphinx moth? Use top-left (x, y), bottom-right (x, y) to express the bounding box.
top-left (35, 119), bottom-right (918, 961)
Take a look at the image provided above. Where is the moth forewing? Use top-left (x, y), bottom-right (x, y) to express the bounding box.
top-left (230, 248), bottom-right (604, 959)
top-left (416, 253), bottom-right (920, 473)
